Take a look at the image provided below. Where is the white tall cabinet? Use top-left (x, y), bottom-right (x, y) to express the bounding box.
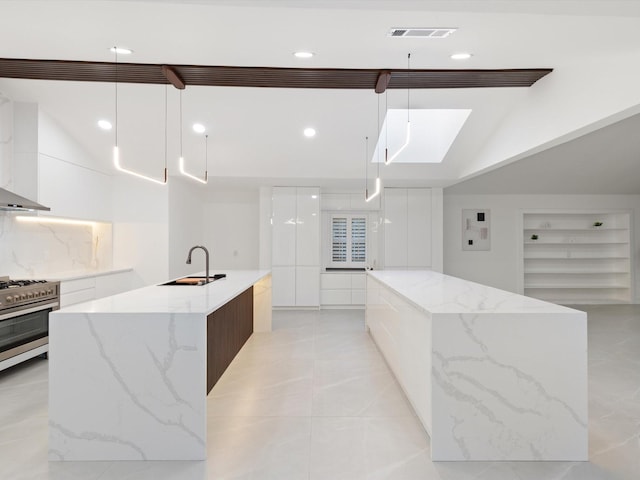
top-left (272, 187), bottom-right (320, 307)
top-left (383, 188), bottom-right (434, 269)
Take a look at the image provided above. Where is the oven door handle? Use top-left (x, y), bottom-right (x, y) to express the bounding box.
top-left (0, 302), bottom-right (59, 321)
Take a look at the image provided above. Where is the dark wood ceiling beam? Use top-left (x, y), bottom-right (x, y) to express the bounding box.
top-left (161, 65), bottom-right (185, 89)
top-left (0, 58), bottom-right (552, 89)
top-left (375, 70), bottom-right (391, 93)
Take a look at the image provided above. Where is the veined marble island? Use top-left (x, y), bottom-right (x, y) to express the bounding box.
top-left (366, 270), bottom-right (587, 462)
top-left (49, 270), bottom-right (271, 461)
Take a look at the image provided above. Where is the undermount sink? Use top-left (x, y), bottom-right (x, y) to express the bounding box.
top-left (159, 274), bottom-right (226, 286)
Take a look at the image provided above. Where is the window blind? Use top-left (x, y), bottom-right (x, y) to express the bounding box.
top-left (331, 217), bottom-right (347, 262)
top-left (351, 217), bottom-right (366, 263)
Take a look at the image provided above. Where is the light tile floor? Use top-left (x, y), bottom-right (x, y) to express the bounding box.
top-left (0, 307), bottom-right (638, 479)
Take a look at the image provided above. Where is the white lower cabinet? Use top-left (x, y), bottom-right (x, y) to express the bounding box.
top-left (271, 266), bottom-right (296, 307)
top-left (296, 266), bottom-right (320, 307)
top-left (320, 272), bottom-right (366, 307)
top-left (272, 266), bottom-right (320, 307)
top-left (60, 277), bottom-right (96, 308)
top-left (59, 270), bottom-right (133, 308)
top-left (94, 271), bottom-right (133, 299)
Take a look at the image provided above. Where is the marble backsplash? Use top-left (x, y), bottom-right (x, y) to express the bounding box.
top-left (0, 213), bottom-right (113, 279)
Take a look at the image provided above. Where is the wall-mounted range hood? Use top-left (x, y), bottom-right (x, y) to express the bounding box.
top-left (0, 187), bottom-right (50, 212)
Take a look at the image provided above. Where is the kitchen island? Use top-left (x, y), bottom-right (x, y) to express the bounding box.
top-left (366, 270), bottom-right (587, 461)
top-left (49, 270), bottom-right (271, 461)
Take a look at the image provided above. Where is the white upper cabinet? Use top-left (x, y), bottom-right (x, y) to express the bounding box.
top-left (407, 188), bottom-right (432, 267)
top-left (384, 189), bottom-right (409, 268)
top-left (271, 186), bottom-right (320, 307)
top-left (383, 188), bottom-right (433, 269)
top-left (271, 187), bottom-right (297, 266)
top-left (295, 187), bottom-right (320, 266)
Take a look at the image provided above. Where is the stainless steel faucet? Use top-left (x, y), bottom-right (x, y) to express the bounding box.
top-left (186, 245), bottom-right (210, 284)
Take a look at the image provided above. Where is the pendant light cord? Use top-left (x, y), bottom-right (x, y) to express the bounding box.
top-left (179, 89), bottom-right (183, 158)
top-left (205, 134), bottom-right (209, 181)
top-left (407, 53), bottom-right (411, 123)
top-left (377, 93), bottom-right (381, 178)
top-left (364, 135), bottom-right (369, 195)
top-left (164, 84), bottom-right (168, 181)
top-left (384, 88), bottom-right (388, 163)
top-left (114, 48), bottom-right (118, 148)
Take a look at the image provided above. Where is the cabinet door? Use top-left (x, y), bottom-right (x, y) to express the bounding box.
top-left (296, 187), bottom-right (320, 266)
top-left (272, 187), bottom-right (297, 266)
top-left (295, 266), bottom-right (320, 306)
top-left (407, 189), bottom-right (432, 267)
top-left (384, 188), bottom-right (408, 268)
top-left (271, 266), bottom-right (296, 306)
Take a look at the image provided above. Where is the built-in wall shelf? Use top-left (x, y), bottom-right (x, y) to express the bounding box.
top-left (522, 211), bottom-right (632, 305)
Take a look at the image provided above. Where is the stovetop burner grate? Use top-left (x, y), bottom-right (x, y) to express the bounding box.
top-left (0, 279), bottom-right (49, 290)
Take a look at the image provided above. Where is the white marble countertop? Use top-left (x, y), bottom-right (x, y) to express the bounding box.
top-left (367, 269), bottom-right (579, 314)
top-left (55, 270), bottom-right (270, 315)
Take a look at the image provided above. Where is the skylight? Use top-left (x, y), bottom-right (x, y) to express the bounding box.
top-left (372, 109), bottom-right (471, 164)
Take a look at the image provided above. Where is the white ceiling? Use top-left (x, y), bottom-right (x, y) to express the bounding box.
top-left (1, 0), bottom-right (640, 191)
top-left (445, 111), bottom-right (640, 195)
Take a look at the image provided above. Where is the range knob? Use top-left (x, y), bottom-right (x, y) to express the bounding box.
top-left (20, 294), bottom-right (26, 301)
top-left (46, 289), bottom-right (52, 295)
top-left (5, 296), bottom-right (12, 304)
top-left (41, 290), bottom-right (46, 297)
top-left (33, 291), bottom-right (40, 298)
top-left (13, 295), bottom-right (21, 303)
top-left (27, 292), bottom-right (34, 299)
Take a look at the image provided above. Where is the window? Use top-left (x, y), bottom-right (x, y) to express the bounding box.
top-left (329, 214), bottom-right (367, 268)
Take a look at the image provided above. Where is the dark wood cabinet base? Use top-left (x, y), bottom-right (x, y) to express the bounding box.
top-left (206, 287), bottom-right (253, 394)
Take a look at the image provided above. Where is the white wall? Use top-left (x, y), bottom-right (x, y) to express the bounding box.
top-left (112, 175), bottom-right (169, 288)
top-left (465, 53), bottom-right (640, 178)
top-left (444, 194), bottom-right (640, 301)
top-left (0, 102), bottom-right (118, 278)
top-left (168, 176), bottom-right (206, 278)
top-left (0, 95), bottom-right (13, 189)
top-left (38, 110), bottom-right (113, 221)
top-left (12, 102), bottom-right (38, 200)
top-left (203, 188), bottom-right (259, 270)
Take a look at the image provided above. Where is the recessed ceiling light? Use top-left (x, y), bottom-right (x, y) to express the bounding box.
top-left (451, 52), bottom-right (472, 60)
top-left (192, 123), bottom-right (206, 134)
top-left (303, 127), bottom-right (316, 138)
top-left (294, 51), bottom-right (314, 59)
top-left (110, 47), bottom-right (133, 55)
top-left (97, 119), bottom-right (112, 130)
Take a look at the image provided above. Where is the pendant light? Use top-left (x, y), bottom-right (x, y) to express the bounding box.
top-left (178, 90), bottom-right (208, 184)
top-left (365, 94), bottom-right (382, 203)
top-left (112, 47), bottom-right (168, 185)
top-left (385, 53), bottom-right (411, 165)
top-left (364, 136), bottom-right (381, 202)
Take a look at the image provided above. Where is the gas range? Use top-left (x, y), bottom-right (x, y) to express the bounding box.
top-left (0, 276), bottom-right (59, 311)
top-left (0, 276), bottom-right (60, 371)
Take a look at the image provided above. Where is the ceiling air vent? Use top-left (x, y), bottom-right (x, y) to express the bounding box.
top-left (388, 28), bottom-right (457, 38)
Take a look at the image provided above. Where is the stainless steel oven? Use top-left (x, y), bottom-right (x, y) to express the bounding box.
top-left (0, 277), bottom-right (60, 372)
